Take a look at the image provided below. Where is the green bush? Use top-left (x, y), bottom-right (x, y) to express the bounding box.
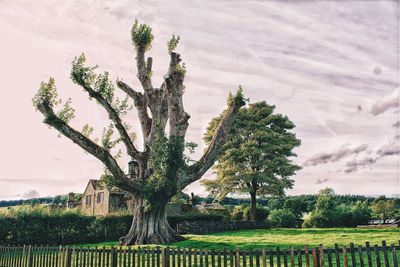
top-left (230, 205), bottom-right (269, 221)
top-left (268, 209), bottom-right (298, 228)
top-left (168, 214), bottom-right (224, 228)
top-left (0, 206), bottom-right (225, 245)
top-left (231, 205), bottom-right (246, 220)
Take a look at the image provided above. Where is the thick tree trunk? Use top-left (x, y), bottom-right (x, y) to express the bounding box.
top-left (119, 197), bottom-right (181, 245)
top-left (250, 191), bottom-right (257, 221)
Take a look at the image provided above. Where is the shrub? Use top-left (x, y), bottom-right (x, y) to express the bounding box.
top-left (231, 205), bottom-right (246, 220)
top-left (230, 204), bottom-right (269, 221)
top-left (303, 202), bottom-right (372, 228)
top-left (268, 209), bottom-right (298, 228)
top-left (168, 214), bottom-right (224, 228)
top-left (0, 206), bottom-right (225, 245)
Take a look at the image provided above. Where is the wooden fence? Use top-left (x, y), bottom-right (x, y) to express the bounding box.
top-left (0, 241), bottom-right (399, 267)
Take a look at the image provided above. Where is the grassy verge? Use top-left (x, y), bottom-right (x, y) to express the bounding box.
top-left (76, 228), bottom-right (400, 250)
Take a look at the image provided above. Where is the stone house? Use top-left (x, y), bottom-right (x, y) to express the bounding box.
top-left (195, 202), bottom-right (229, 217)
top-left (80, 179), bottom-right (132, 215)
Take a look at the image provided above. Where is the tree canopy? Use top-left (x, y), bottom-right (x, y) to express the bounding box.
top-left (202, 101), bottom-right (301, 220)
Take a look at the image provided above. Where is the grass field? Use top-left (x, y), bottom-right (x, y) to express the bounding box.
top-left (79, 228), bottom-right (400, 250)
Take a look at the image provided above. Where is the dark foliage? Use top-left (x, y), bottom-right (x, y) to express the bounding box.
top-left (0, 213), bottom-right (222, 245)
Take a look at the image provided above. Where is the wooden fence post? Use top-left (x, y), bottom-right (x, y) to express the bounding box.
top-left (27, 245), bottom-right (33, 267)
top-left (342, 246), bottom-right (348, 267)
top-left (111, 246), bottom-right (117, 267)
top-left (319, 244), bottom-right (325, 267)
top-left (391, 244), bottom-right (398, 267)
top-left (162, 247), bottom-right (169, 267)
top-left (235, 248), bottom-right (240, 267)
top-left (381, 241), bottom-right (390, 267)
top-left (65, 247), bottom-right (72, 267)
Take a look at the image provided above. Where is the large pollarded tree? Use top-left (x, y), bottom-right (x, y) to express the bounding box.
top-left (32, 21), bottom-right (245, 245)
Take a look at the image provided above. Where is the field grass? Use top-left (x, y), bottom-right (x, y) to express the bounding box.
top-left (78, 228), bottom-right (400, 250)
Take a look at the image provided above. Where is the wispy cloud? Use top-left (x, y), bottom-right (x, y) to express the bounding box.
top-left (0, 190), bottom-right (40, 199)
top-left (370, 88), bottom-right (399, 116)
top-left (303, 144), bottom-right (369, 167)
top-left (344, 135), bottom-right (400, 173)
top-left (316, 178), bottom-right (329, 184)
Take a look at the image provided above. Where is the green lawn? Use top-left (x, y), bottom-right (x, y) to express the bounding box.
top-left (78, 228), bottom-right (400, 250)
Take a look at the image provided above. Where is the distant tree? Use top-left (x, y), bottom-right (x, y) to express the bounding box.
top-left (302, 187), bottom-right (338, 228)
top-left (268, 209), bottom-right (298, 228)
top-left (32, 20), bottom-right (245, 244)
top-left (267, 197), bottom-right (285, 211)
top-left (371, 198), bottom-right (398, 220)
top-left (202, 102), bottom-right (301, 221)
top-left (283, 197), bottom-right (308, 218)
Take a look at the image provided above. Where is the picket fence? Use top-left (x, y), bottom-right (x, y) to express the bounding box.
top-left (0, 241), bottom-right (399, 267)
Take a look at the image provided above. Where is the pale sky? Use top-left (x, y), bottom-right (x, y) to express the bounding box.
top-left (0, 0), bottom-right (399, 200)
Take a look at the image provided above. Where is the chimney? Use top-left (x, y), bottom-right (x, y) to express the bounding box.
top-left (128, 160), bottom-right (139, 179)
top-left (67, 192), bottom-right (75, 209)
top-left (68, 192), bottom-right (75, 201)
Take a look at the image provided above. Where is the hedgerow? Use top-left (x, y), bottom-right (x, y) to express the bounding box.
top-left (0, 206), bottom-right (223, 245)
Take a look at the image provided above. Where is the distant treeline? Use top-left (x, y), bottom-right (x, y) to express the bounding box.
top-left (0, 193), bottom-right (395, 209)
top-left (196, 194), bottom-right (388, 209)
top-left (0, 195), bottom-right (69, 208)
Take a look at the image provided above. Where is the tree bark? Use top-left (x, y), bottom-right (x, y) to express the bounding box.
top-left (119, 196), bottom-right (181, 245)
top-left (250, 191), bottom-right (257, 221)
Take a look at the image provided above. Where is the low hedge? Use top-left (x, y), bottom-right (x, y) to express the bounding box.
top-left (0, 212), bottom-right (224, 245)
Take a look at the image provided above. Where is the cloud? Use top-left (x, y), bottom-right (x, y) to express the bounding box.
top-left (344, 157), bottom-right (377, 173)
top-left (303, 144), bottom-right (369, 167)
top-left (377, 134), bottom-right (400, 157)
top-left (344, 135), bottom-right (399, 173)
top-left (316, 178), bottom-right (329, 184)
top-left (21, 190), bottom-right (40, 199)
top-left (0, 189), bottom-right (40, 199)
top-left (370, 88), bottom-right (399, 116)
top-left (392, 121), bottom-right (400, 128)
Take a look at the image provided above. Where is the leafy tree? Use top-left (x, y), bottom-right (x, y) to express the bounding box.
top-left (268, 209), bottom-right (298, 228)
top-left (202, 102), bottom-right (301, 220)
top-left (371, 198), bottom-right (398, 221)
top-left (32, 20), bottom-right (245, 244)
top-left (267, 197), bottom-right (285, 211)
top-left (283, 197), bottom-right (308, 218)
top-left (302, 188), bottom-right (338, 228)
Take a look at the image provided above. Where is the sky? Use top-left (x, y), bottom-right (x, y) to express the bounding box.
top-left (0, 0), bottom-right (399, 200)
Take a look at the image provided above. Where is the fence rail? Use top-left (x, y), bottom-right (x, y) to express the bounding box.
top-left (0, 241), bottom-right (399, 267)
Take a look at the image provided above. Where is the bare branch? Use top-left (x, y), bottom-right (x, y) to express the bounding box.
top-left (117, 80), bottom-right (152, 140)
top-left (72, 74), bottom-right (141, 161)
top-left (164, 52), bottom-right (190, 138)
top-left (136, 49), bottom-right (153, 91)
top-left (179, 89), bottom-right (245, 189)
top-left (36, 101), bottom-right (141, 194)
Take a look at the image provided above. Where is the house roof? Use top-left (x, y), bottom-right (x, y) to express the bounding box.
top-left (197, 203), bottom-right (226, 211)
top-left (87, 179), bottom-right (126, 195)
top-left (88, 179), bottom-right (99, 190)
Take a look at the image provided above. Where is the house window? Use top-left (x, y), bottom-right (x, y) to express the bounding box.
top-left (97, 192), bottom-right (104, 203)
top-left (85, 195), bottom-right (92, 206)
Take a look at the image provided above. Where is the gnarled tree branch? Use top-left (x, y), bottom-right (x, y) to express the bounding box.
top-left (36, 101), bottom-right (141, 194)
top-left (72, 75), bottom-right (141, 161)
top-left (164, 52), bottom-right (190, 138)
top-left (179, 91), bottom-right (245, 189)
top-left (117, 81), bottom-right (152, 143)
